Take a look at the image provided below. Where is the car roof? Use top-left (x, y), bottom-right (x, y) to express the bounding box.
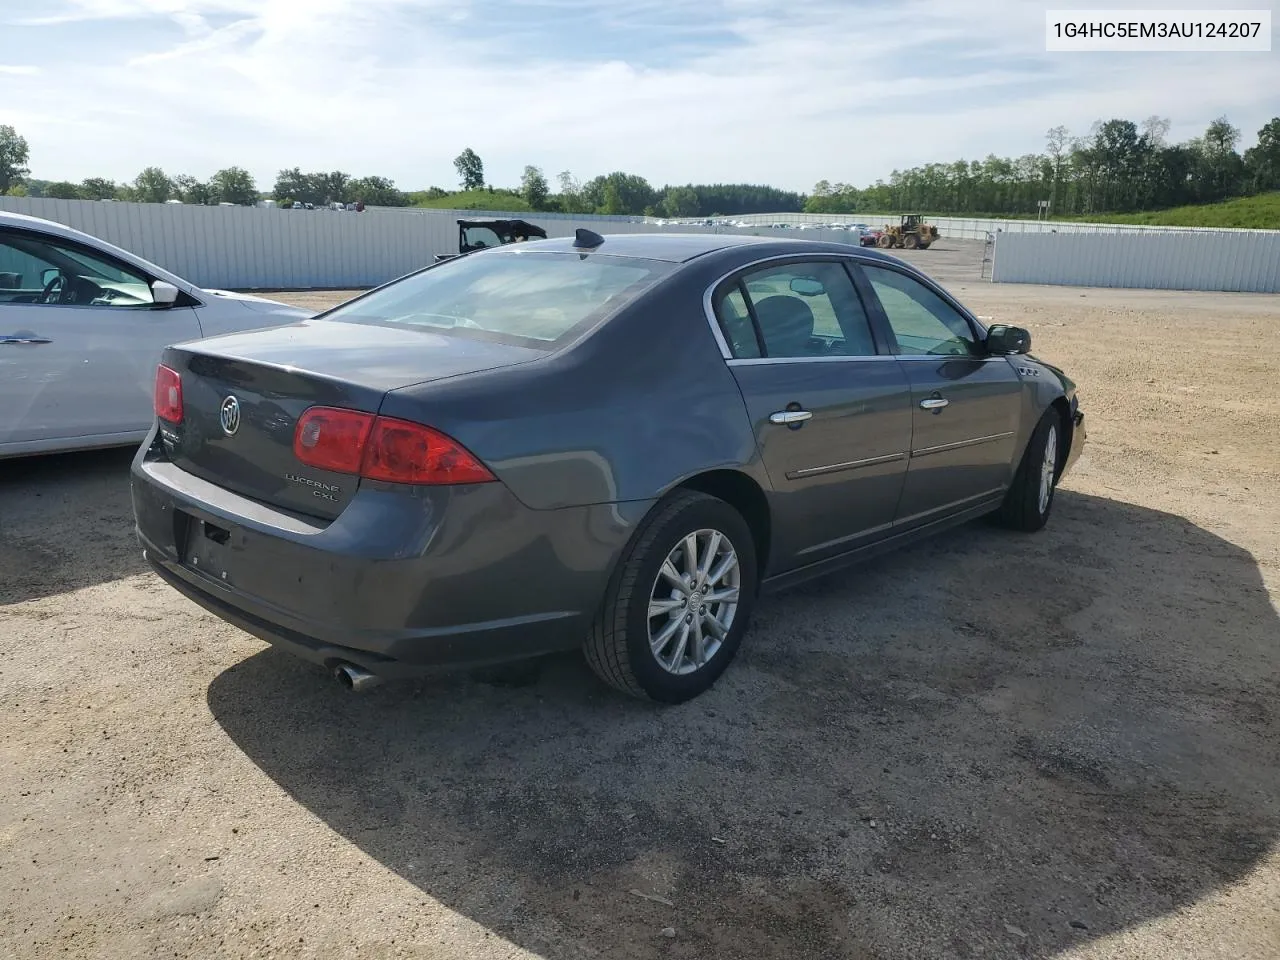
top-left (515, 232), bottom-right (776, 263)
top-left (511, 232), bottom-right (911, 265)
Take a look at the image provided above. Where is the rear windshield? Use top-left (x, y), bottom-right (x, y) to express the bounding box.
top-left (324, 250), bottom-right (672, 346)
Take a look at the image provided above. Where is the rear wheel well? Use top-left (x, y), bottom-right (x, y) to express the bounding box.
top-left (675, 470), bottom-right (772, 577)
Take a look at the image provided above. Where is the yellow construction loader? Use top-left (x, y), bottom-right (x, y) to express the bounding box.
top-left (875, 214), bottom-right (940, 250)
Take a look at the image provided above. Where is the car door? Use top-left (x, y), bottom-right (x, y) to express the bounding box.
top-left (855, 262), bottom-right (1023, 526)
top-left (0, 227), bottom-right (203, 447)
top-left (711, 258), bottom-right (912, 569)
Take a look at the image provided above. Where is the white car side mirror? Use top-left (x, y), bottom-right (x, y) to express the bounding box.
top-left (151, 280), bottom-right (180, 308)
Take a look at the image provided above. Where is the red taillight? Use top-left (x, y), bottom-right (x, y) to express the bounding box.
top-left (154, 364), bottom-right (183, 423)
top-left (293, 407), bottom-right (375, 474)
top-left (363, 418), bottom-right (496, 485)
top-left (292, 407), bottom-right (495, 486)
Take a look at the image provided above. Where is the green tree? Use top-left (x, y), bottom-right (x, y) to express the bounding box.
top-left (348, 175), bottom-right (406, 206)
top-left (601, 181), bottom-right (623, 215)
top-left (43, 181), bottom-right (81, 199)
top-left (273, 167), bottom-right (316, 205)
top-left (133, 166), bottom-right (173, 203)
top-left (208, 166), bottom-right (258, 205)
top-left (172, 174), bottom-right (212, 205)
top-left (661, 185), bottom-right (700, 218)
top-left (1244, 117), bottom-right (1280, 192)
top-left (79, 177), bottom-right (119, 200)
top-left (1189, 116), bottom-right (1244, 202)
top-left (555, 170), bottom-right (590, 213)
top-left (520, 165), bottom-right (549, 208)
top-left (313, 170), bottom-right (351, 205)
top-left (583, 171), bottom-right (653, 215)
top-left (1045, 125), bottom-right (1071, 212)
top-left (454, 148), bottom-right (484, 190)
top-left (0, 124), bottom-right (31, 194)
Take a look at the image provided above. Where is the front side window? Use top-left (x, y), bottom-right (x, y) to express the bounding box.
top-left (0, 230), bottom-right (155, 307)
top-left (324, 250), bottom-right (672, 346)
top-left (713, 260), bottom-right (877, 359)
top-left (860, 265), bottom-right (978, 357)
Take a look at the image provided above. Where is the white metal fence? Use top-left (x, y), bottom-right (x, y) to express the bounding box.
top-left (0, 197), bottom-right (717, 289)
top-left (4, 196), bottom-right (1277, 292)
top-left (0, 197), bottom-right (868, 289)
top-left (991, 230), bottom-right (1280, 293)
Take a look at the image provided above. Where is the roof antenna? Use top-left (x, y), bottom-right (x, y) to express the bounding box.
top-left (573, 228), bottom-right (605, 249)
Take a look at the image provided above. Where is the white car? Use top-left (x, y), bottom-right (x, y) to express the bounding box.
top-left (0, 211), bottom-right (312, 458)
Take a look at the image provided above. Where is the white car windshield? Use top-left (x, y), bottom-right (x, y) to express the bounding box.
top-left (325, 250), bottom-right (672, 345)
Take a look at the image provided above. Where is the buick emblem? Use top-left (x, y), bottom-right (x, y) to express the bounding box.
top-left (219, 395), bottom-right (241, 436)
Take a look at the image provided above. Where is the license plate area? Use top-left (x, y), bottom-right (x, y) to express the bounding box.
top-left (176, 509), bottom-right (235, 581)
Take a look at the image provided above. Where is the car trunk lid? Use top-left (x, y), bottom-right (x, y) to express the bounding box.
top-left (161, 319), bottom-right (542, 519)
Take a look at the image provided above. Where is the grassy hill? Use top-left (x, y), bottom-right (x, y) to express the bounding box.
top-left (407, 189), bottom-right (533, 212)
top-left (1056, 193), bottom-right (1280, 229)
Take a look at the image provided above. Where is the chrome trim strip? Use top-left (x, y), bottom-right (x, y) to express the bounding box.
top-left (796, 519), bottom-right (896, 556)
top-left (787, 451), bottom-right (907, 480)
top-left (910, 431), bottom-right (1014, 458)
top-left (895, 355), bottom-right (1010, 362)
top-left (891, 488), bottom-right (1007, 528)
top-left (726, 355), bottom-right (895, 366)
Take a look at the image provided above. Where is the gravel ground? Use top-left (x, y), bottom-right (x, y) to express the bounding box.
top-left (2, 241), bottom-right (1278, 959)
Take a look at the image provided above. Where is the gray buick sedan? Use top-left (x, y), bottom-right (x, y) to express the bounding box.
top-left (131, 231), bottom-right (1085, 702)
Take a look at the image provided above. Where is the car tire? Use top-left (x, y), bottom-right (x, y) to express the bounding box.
top-left (992, 409), bottom-right (1064, 532)
top-left (585, 490), bottom-right (758, 703)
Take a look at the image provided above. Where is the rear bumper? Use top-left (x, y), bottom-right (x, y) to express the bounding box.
top-left (131, 439), bottom-right (649, 677)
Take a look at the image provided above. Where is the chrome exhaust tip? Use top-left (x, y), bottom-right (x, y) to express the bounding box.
top-left (332, 662), bottom-right (382, 692)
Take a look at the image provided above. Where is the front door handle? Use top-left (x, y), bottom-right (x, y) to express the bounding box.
top-left (0, 335), bottom-right (53, 345)
top-left (769, 409), bottom-right (813, 425)
top-left (919, 397), bottom-right (949, 410)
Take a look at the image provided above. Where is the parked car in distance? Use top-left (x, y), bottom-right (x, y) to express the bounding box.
top-left (132, 231), bottom-right (1085, 703)
top-left (860, 229), bottom-right (882, 247)
top-left (0, 211), bottom-right (312, 458)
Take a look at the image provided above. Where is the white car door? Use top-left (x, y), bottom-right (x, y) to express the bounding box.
top-left (0, 227), bottom-right (202, 448)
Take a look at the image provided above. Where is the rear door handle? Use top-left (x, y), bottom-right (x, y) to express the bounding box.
top-left (769, 410), bottom-right (813, 425)
top-left (0, 335), bottom-right (53, 345)
top-left (919, 397), bottom-right (949, 410)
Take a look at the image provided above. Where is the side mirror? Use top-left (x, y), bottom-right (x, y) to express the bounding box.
top-left (986, 323), bottom-right (1031, 355)
top-left (151, 280), bottom-right (180, 308)
top-left (41, 267), bottom-right (60, 288)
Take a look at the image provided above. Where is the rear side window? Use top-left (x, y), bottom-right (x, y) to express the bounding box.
top-left (714, 286), bottom-right (761, 359)
top-left (713, 260), bottom-right (877, 359)
top-left (325, 250), bottom-right (672, 346)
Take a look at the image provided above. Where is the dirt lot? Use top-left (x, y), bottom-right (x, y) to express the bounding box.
top-left (2, 242), bottom-right (1278, 960)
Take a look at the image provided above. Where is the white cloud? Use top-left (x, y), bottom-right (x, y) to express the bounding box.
top-left (0, 65), bottom-right (42, 74)
top-left (5, 0), bottom-right (1279, 191)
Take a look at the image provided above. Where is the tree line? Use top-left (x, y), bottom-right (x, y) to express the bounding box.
top-left (806, 115), bottom-right (1280, 217)
top-left (3, 116), bottom-right (1277, 220)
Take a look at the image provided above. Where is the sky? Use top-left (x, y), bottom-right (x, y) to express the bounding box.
top-left (1, 0), bottom-right (1278, 194)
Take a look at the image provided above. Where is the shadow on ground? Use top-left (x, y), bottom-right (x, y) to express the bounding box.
top-left (0, 447), bottom-right (145, 604)
top-left (209, 491), bottom-right (1279, 959)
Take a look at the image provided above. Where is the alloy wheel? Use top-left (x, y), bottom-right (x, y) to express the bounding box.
top-left (1039, 424), bottom-right (1058, 514)
top-left (647, 529), bottom-right (741, 675)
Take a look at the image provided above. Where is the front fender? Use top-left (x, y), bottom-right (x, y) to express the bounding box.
top-left (1011, 354), bottom-right (1081, 475)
